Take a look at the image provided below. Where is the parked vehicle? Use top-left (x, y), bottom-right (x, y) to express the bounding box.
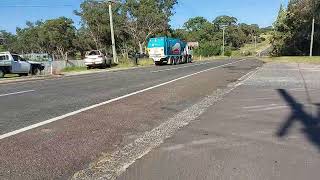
top-left (84, 50), bottom-right (111, 69)
top-left (147, 37), bottom-right (192, 66)
top-left (0, 52), bottom-right (45, 78)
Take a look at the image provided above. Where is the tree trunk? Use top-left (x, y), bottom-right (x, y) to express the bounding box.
top-left (142, 42), bottom-right (147, 54)
top-left (139, 41), bottom-right (143, 54)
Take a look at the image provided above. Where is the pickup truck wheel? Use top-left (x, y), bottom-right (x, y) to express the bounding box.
top-left (0, 69), bottom-right (4, 78)
top-left (19, 73), bottom-right (28, 77)
top-left (31, 68), bottom-right (40, 76)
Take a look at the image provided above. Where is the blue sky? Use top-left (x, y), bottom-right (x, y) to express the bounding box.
top-left (0, 0), bottom-right (288, 33)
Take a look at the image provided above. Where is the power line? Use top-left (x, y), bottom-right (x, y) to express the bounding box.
top-left (0, 5), bottom-right (73, 8)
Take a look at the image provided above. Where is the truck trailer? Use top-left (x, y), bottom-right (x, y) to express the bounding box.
top-left (147, 37), bottom-right (192, 66)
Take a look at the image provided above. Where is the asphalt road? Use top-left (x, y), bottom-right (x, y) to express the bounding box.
top-left (0, 59), bottom-right (263, 179)
top-left (0, 59), bottom-right (241, 134)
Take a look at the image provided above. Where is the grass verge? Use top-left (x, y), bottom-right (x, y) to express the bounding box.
top-left (259, 56), bottom-right (320, 64)
top-left (117, 58), bottom-right (154, 68)
top-left (62, 58), bottom-right (154, 73)
top-left (62, 66), bottom-right (87, 72)
top-left (193, 56), bottom-right (231, 61)
top-left (232, 34), bottom-right (271, 57)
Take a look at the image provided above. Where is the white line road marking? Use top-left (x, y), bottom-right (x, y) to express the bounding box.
top-left (247, 105), bottom-right (288, 112)
top-left (0, 90), bottom-right (35, 97)
top-left (238, 97), bottom-right (279, 101)
top-left (265, 68), bottom-right (320, 71)
top-left (0, 59), bottom-right (247, 140)
top-left (243, 104), bottom-right (280, 109)
top-left (235, 66), bottom-right (261, 87)
top-left (150, 61), bottom-right (217, 73)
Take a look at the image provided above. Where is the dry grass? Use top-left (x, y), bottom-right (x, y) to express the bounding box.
top-left (259, 56), bottom-right (320, 64)
top-left (193, 56), bottom-right (231, 61)
top-left (117, 58), bottom-right (154, 68)
top-left (232, 34), bottom-right (271, 57)
top-left (62, 66), bottom-right (87, 72)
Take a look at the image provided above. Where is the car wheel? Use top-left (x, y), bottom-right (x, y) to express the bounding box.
top-left (101, 61), bottom-right (107, 69)
top-left (107, 59), bottom-right (112, 68)
top-left (0, 69), bottom-right (4, 78)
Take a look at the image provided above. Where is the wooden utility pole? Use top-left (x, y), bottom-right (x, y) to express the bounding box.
top-left (310, 17), bottom-right (315, 57)
top-left (222, 27), bottom-right (225, 56)
top-left (108, 0), bottom-right (118, 64)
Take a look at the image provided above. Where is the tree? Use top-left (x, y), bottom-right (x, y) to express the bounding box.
top-left (124, 0), bottom-right (177, 53)
top-left (73, 27), bottom-right (97, 58)
top-left (76, 0), bottom-right (113, 50)
top-left (76, 0), bottom-right (130, 53)
top-left (14, 22), bottom-right (44, 53)
top-left (177, 15), bottom-right (266, 56)
top-left (39, 17), bottom-right (76, 60)
top-left (226, 26), bottom-right (247, 48)
top-left (271, 0), bottom-right (320, 56)
top-left (180, 16), bottom-right (217, 42)
top-left (213, 15), bottom-right (238, 28)
top-left (0, 30), bottom-right (16, 52)
top-left (183, 17), bottom-right (209, 31)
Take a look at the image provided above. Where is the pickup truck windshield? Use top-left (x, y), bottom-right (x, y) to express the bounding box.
top-left (12, 55), bottom-right (20, 61)
top-left (0, 55), bottom-right (9, 61)
top-left (12, 55), bottom-right (26, 61)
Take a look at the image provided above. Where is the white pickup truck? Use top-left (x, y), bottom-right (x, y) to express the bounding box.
top-left (0, 52), bottom-right (45, 78)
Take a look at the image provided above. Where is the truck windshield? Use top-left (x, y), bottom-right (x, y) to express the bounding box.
top-left (12, 55), bottom-right (26, 61)
top-left (0, 55), bottom-right (9, 61)
top-left (12, 55), bottom-right (20, 61)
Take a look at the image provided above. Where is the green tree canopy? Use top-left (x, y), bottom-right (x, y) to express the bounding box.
top-left (124, 0), bottom-right (177, 53)
top-left (213, 15), bottom-right (238, 28)
top-left (271, 0), bottom-right (320, 56)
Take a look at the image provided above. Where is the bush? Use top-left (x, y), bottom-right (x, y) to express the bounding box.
top-left (194, 42), bottom-right (221, 57)
top-left (260, 37), bottom-right (266, 42)
top-left (224, 48), bottom-right (232, 57)
top-left (0, 45), bottom-right (6, 52)
top-left (241, 51), bottom-right (252, 56)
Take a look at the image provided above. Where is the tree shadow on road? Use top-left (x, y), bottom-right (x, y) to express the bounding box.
top-left (276, 89), bottom-right (320, 152)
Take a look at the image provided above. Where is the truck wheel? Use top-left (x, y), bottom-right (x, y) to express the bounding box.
top-left (19, 73), bottom-right (28, 77)
top-left (169, 57), bottom-right (174, 65)
top-left (173, 58), bottom-right (177, 65)
top-left (31, 68), bottom-right (40, 76)
top-left (0, 69), bottom-right (4, 78)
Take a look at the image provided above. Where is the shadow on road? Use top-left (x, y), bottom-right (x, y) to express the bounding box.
top-left (276, 89), bottom-right (320, 152)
